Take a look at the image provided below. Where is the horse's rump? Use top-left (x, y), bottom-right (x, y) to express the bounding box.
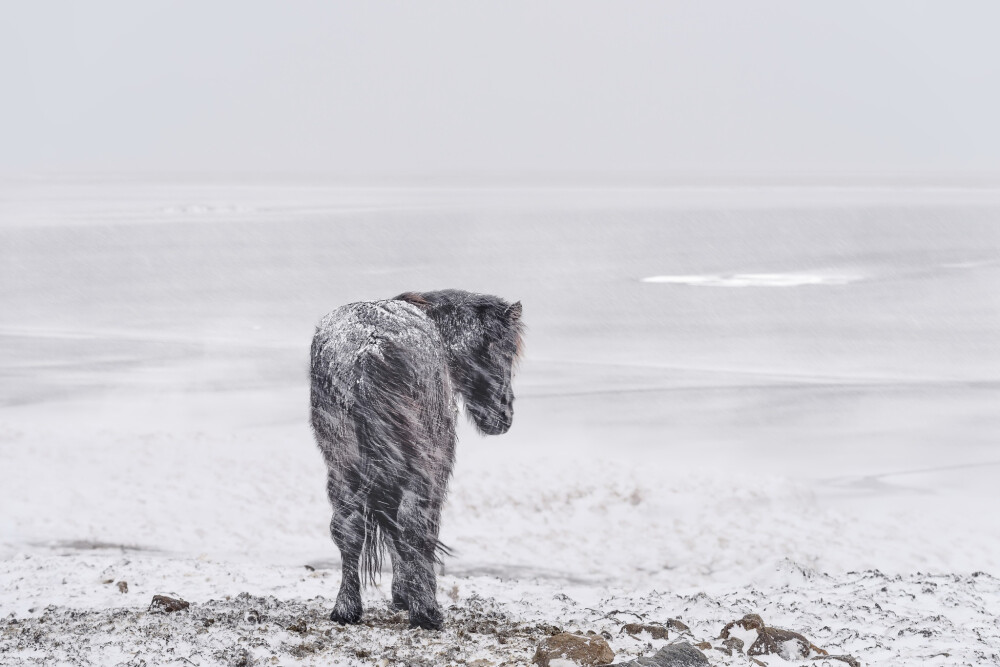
top-left (350, 345), bottom-right (456, 583)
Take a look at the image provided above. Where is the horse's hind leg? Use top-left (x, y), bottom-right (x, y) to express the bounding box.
top-left (395, 486), bottom-right (443, 630)
top-left (385, 532), bottom-right (409, 611)
top-left (328, 489), bottom-right (365, 624)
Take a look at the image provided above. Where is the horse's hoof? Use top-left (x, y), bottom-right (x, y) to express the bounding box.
top-left (408, 608), bottom-right (443, 631)
top-left (330, 607), bottom-right (362, 625)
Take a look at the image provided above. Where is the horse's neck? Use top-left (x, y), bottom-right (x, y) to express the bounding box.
top-left (426, 308), bottom-right (477, 360)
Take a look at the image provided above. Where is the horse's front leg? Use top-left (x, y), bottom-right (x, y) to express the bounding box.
top-left (395, 486), bottom-right (443, 630)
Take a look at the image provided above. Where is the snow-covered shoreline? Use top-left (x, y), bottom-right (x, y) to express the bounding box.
top-left (3, 185), bottom-right (1000, 665)
top-left (4, 548), bottom-right (998, 666)
top-left (3, 399), bottom-right (1000, 665)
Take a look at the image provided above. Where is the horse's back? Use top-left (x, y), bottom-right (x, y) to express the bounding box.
top-left (312, 299), bottom-right (445, 385)
top-left (310, 300), bottom-right (456, 486)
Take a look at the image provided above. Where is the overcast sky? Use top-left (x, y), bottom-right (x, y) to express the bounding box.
top-left (3, 2), bottom-right (999, 179)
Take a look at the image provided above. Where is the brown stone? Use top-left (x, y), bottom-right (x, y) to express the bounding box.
top-left (149, 595), bottom-right (190, 613)
top-left (665, 618), bottom-right (691, 633)
top-left (718, 613), bottom-right (828, 658)
top-left (722, 637), bottom-right (744, 654)
top-left (622, 622), bottom-right (669, 640)
top-left (818, 656), bottom-right (861, 667)
top-left (532, 633), bottom-right (615, 666)
top-left (287, 617), bottom-right (309, 634)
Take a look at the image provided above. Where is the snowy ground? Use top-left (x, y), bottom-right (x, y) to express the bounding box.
top-left (3, 400), bottom-right (1000, 665)
top-left (2, 181), bottom-right (1000, 665)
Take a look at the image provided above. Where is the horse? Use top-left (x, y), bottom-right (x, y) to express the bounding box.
top-left (310, 289), bottom-right (523, 630)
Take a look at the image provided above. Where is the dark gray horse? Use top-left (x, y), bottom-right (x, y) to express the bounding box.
top-left (310, 289), bottom-right (523, 630)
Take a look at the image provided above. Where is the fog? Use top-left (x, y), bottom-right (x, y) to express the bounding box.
top-left (3, 1), bottom-right (1000, 176)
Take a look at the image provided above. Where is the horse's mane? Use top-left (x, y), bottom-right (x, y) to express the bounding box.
top-left (395, 289), bottom-right (524, 359)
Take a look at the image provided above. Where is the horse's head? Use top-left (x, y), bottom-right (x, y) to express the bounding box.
top-left (461, 298), bottom-right (523, 435)
top-left (397, 290), bottom-right (523, 436)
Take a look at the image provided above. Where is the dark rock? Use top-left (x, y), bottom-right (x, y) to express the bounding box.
top-left (532, 632), bottom-right (615, 666)
top-left (616, 642), bottom-right (709, 667)
top-left (116, 581), bottom-right (128, 594)
top-left (149, 595), bottom-right (190, 613)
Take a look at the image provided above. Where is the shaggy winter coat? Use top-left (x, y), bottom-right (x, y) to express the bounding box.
top-left (310, 290), bottom-right (523, 629)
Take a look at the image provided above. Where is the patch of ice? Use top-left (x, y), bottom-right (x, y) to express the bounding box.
top-left (940, 259), bottom-right (1000, 270)
top-left (161, 204), bottom-right (255, 216)
top-left (641, 272), bottom-right (862, 287)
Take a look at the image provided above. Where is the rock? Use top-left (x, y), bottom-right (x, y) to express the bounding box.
top-left (665, 619), bottom-right (690, 633)
top-left (149, 595), bottom-right (190, 613)
top-left (723, 637), bottom-right (744, 653)
top-left (616, 642), bottom-right (709, 667)
top-left (817, 655), bottom-right (861, 667)
top-left (116, 581), bottom-right (128, 594)
top-left (778, 637), bottom-right (810, 659)
top-left (719, 613), bottom-right (827, 658)
top-left (286, 617), bottom-right (309, 634)
top-left (532, 632), bottom-right (615, 666)
top-left (719, 613), bottom-right (765, 638)
top-left (622, 623), bottom-right (669, 640)
top-left (227, 646), bottom-right (254, 667)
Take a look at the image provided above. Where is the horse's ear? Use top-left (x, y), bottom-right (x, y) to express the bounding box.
top-left (504, 301), bottom-right (522, 322)
top-left (395, 292), bottom-right (431, 311)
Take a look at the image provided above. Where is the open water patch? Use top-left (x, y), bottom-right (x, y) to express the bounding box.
top-left (641, 272), bottom-right (862, 287)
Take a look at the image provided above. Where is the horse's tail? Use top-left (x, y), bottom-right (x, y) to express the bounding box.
top-left (355, 506), bottom-right (455, 588)
top-left (352, 366), bottom-right (395, 587)
top-left (353, 347), bottom-right (452, 586)
top-left (357, 503), bottom-right (385, 589)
